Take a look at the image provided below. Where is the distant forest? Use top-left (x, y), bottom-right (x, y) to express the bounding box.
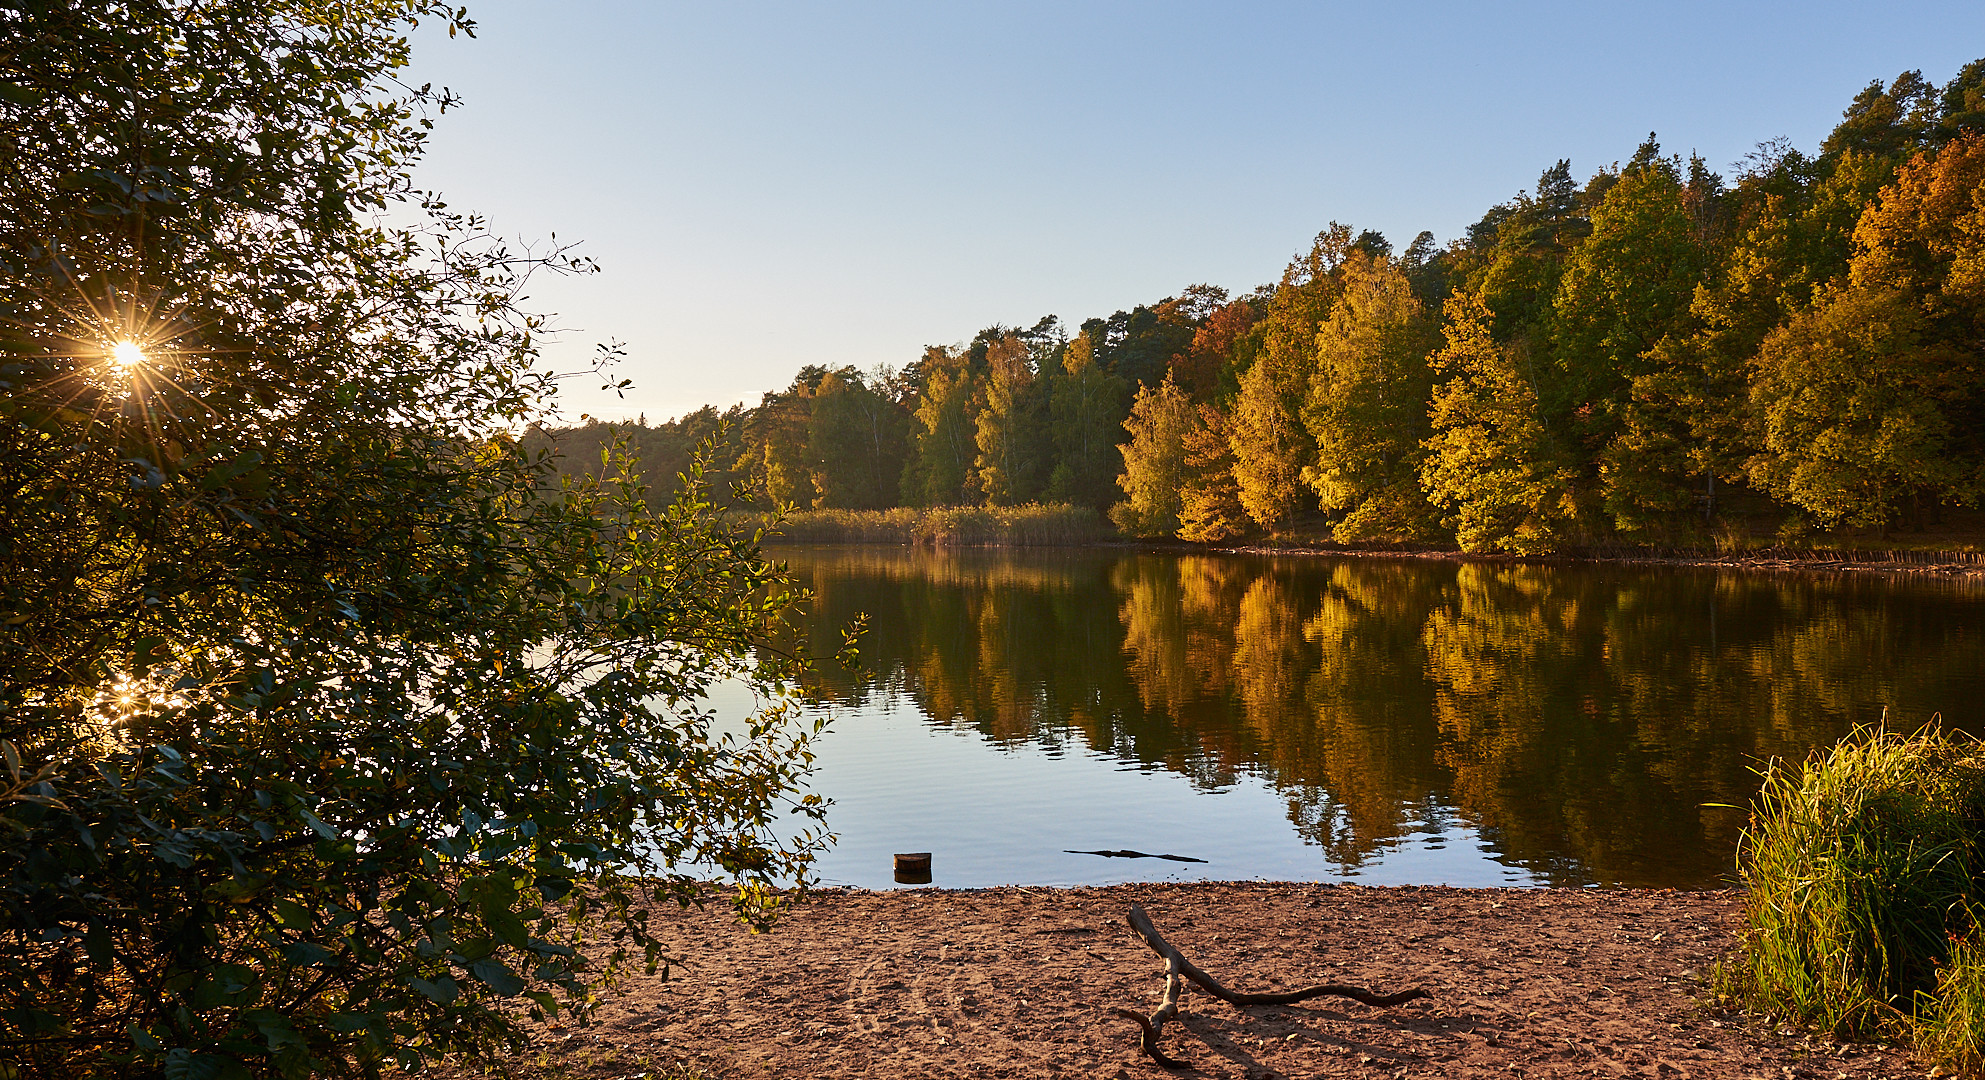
top-left (534, 61), bottom-right (1985, 552)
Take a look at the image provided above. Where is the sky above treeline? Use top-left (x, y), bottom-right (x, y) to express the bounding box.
top-left (404, 1), bottom-right (1985, 423)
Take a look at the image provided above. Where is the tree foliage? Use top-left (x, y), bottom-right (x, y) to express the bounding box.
top-left (901, 347), bottom-right (979, 507)
top-left (1301, 252), bottom-right (1440, 541)
top-left (1745, 287), bottom-right (1965, 530)
top-left (808, 368), bottom-right (909, 511)
top-left (1111, 376), bottom-right (1195, 537)
top-left (1046, 335), bottom-right (1129, 510)
top-left (0, 4), bottom-right (828, 1076)
top-left (532, 56), bottom-right (1985, 552)
top-left (1176, 404), bottom-right (1250, 544)
top-left (1229, 226), bottom-right (1354, 529)
top-left (1420, 296), bottom-right (1583, 553)
top-left (972, 331), bottom-right (1048, 506)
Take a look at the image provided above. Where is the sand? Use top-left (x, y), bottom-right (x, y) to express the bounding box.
top-left (516, 881), bottom-right (1923, 1079)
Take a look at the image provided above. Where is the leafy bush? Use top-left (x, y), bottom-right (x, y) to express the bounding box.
top-left (0, 4), bottom-right (828, 1077)
top-left (1720, 727), bottom-right (1985, 1045)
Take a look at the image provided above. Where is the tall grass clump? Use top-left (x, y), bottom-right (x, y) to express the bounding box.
top-left (1919, 931), bottom-right (1985, 1074)
top-left (1720, 726), bottom-right (1985, 1049)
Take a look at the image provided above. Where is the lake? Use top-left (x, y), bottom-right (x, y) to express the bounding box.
top-left (763, 545), bottom-right (1985, 891)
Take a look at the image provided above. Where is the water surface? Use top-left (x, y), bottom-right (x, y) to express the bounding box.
top-left (768, 546), bottom-right (1985, 890)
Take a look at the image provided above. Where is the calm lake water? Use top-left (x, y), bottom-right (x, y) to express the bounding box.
top-left (763, 545), bottom-right (1985, 891)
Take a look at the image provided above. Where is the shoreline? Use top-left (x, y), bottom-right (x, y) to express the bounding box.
top-left (1199, 541), bottom-right (1985, 577)
top-left (514, 881), bottom-right (1922, 1079)
top-left (771, 534), bottom-right (1985, 579)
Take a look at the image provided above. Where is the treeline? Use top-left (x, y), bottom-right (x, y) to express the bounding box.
top-left (540, 61), bottom-right (1985, 552)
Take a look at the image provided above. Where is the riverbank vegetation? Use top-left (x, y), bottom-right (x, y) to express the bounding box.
top-left (539, 59), bottom-right (1985, 555)
top-left (747, 504), bottom-right (1108, 546)
top-left (1721, 727), bottom-right (1985, 1071)
top-left (0, 4), bottom-right (828, 1077)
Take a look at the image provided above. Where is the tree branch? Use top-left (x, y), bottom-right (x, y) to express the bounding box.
top-left (1112, 902), bottom-right (1430, 1067)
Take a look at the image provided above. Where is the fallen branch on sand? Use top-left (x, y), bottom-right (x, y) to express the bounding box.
top-left (1111, 902), bottom-right (1430, 1068)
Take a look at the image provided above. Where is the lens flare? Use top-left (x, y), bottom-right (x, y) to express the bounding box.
top-left (111, 340), bottom-right (145, 369)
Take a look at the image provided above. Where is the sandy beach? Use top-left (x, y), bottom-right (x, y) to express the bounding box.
top-left (512, 881), bottom-right (1923, 1079)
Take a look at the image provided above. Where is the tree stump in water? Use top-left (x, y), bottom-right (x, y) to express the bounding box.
top-left (1110, 902), bottom-right (1430, 1069)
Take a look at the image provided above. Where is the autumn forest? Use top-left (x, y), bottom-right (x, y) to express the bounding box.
top-left (541, 62), bottom-right (1985, 552)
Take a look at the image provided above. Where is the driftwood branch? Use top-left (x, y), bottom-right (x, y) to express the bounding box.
top-left (1065, 849), bottom-right (1208, 863)
top-left (1109, 951), bottom-right (1188, 1068)
top-left (1111, 902), bottom-right (1430, 1068)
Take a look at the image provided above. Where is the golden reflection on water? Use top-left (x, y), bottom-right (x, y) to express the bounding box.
top-left (778, 545), bottom-right (1985, 887)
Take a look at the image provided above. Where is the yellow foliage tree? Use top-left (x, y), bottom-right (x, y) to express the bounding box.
top-left (1419, 295), bottom-right (1584, 553)
top-left (1302, 252), bottom-right (1442, 541)
top-left (1111, 376), bottom-right (1196, 537)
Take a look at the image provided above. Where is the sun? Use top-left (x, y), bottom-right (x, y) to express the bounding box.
top-left (111, 340), bottom-right (145, 369)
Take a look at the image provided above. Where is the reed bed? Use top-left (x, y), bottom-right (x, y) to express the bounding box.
top-left (1720, 726), bottom-right (1985, 1071)
top-left (746, 504), bottom-right (1111, 547)
top-left (754, 507), bottom-right (922, 544)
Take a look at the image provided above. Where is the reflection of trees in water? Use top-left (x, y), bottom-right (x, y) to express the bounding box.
top-left (1422, 566), bottom-right (1985, 885)
top-left (1425, 565), bottom-right (1694, 885)
top-left (774, 545), bottom-right (1985, 887)
top-left (1294, 563), bottom-right (1449, 863)
top-left (787, 547), bottom-right (1248, 789)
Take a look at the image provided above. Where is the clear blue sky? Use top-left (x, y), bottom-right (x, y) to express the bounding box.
top-left (404, 1), bottom-right (1985, 423)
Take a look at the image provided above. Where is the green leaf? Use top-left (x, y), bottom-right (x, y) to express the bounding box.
top-left (467, 956), bottom-right (525, 996)
top-left (278, 941), bottom-right (335, 967)
top-left (162, 1049), bottom-right (231, 1080)
top-left (270, 898), bottom-right (312, 930)
top-left (406, 976), bottom-right (459, 1005)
